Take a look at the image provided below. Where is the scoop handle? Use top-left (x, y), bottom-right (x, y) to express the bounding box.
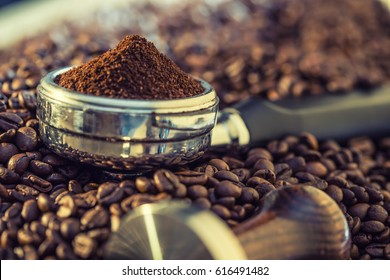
top-left (212, 87), bottom-right (390, 146)
top-left (232, 185), bottom-right (351, 259)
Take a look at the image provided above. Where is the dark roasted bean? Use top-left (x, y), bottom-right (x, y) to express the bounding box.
top-left (215, 180), bottom-right (242, 198)
top-left (80, 206), bottom-right (109, 230)
top-left (0, 167), bottom-right (19, 184)
top-left (214, 170), bottom-right (239, 182)
top-left (153, 169), bottom-right (182, 193)
top-left (21, 199), bottom-right (39, 222)
top-left (187, 185), bottom-right (208, 199)
top-left (97, 182), bottom-right (123, 206)
top-left (175, 170), bottom-right (208, 185)
top-left (208, 159), bottom-right (230, 171)
top-left (211, 204), bottom-right (231, 220)
top-left (361, 221), bottom-right (386, 234)
top-left (73, 234), bottom-right (97, 259)
top-left (367, 205), bottom-right (388, 223)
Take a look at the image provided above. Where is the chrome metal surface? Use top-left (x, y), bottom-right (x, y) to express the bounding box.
top-left (104, 201), bottom-right (246, 260)
top-left (211, 108), bottom-right (250, 146)
top-left (37, 67), bottom-right (219, 172)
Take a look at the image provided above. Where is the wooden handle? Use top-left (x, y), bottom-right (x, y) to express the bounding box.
top-left (233, 185), bottom-right (351, 259)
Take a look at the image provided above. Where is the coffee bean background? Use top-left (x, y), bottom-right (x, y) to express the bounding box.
top-left (1, 0), bottom-right (390, 259)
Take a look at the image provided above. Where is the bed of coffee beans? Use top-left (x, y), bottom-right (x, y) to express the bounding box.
top-left (1, 0), bottom-right (390, 260)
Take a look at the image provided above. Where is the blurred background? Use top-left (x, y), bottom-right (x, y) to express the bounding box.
top-left (1, 0), bottom-right (390, 108)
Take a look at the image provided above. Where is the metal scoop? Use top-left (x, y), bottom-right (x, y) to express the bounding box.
top-left (37, 67), bottom-right (390, 172)
top-left (37, 67), bottom-right (219, 172)
top-left (103, 185), bottom-right (351, 260)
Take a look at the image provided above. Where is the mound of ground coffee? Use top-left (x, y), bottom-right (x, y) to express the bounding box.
top-left (55, 35), bottom-right (204, 99)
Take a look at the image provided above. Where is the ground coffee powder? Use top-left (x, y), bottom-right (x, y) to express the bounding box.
top-left (55, 35), bottom-right (204, 99)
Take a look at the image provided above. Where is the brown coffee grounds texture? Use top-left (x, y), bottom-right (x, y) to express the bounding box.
top-left (55, 35), bottom-right (204, 99)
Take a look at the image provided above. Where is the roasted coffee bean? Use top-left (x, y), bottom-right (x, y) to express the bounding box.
top-left (60, 218), bottom-right (80, 240)
top-left (37, 193), bottom-right (55, 212)
top-left (366, 187), bottom-right (384, 203)
top-left (46, 173), bottom-right (67, 185)
top-left (0, 129), bottom-right (16, 142)
top-left (348, 203), bottom-right (370, 220)
top-left (300, 132), bottom-right (319, 150)
top-left (30, 221), bottom-right (46, 237)
top-left (73, 233), bottom-right (97, 259)
top-left (341, 188), bottom-right (357, 206)
top-left (205, 165), bottom-right (218, 177)
top-left (351, 186), bottom-right (369, 203)
top-left (351, 217), bottom-right (361, 235)
top-left (4, 202), bottom-right (22, 220)
top-left (222, 156), bottom-right (244, 169)
top-left (16, 184), bottom-right (39, 197)
top-left (0, 167), bottom-right (20, 184)
top-left (211, 204), bottom-right (231, 220)
top-left (134, 177), bottom-right (155, 193)
top-left (7, 153), bottom-right (30, 175)
top-left (74, 191), bottom-right (97, 209)
top-left (41, 154), bottom-right (67, 166)
top-left (67, 180), bottom-right (83, 194)
top-left (208, 159), bottom-right (230, 171)
top-left (246, 177), bottom-right (275, 197)
top-left (252, 159), bottom-right (274, 172)
top-left (187, 185), bottom-right (208, 199)
top-left (274, 163), bottom-right (292, 179)
top-left (215, 180), bottom-right (242, 198)
top-left (29, 160), bottom-right (53, 176)
top-left (373, 227), bottom-right (390, 243)
top-left (28, 174), bottom-right (52, 193)
top-left (97, 182), bottom-right (123, 206)
top-left (17, 228), bottom-right (41, 246)
top-left (25, 119), bottom-right (39, 130)
top-left (267, 140), bottom-right (288, 158)
top-left (361, 221), bottom-right (386, 234)
top-left (367, 205), bottom-right (388, 223)
top-left (21, 199), bottom-right (39, 222)
top-left (327, 175), bottom-right (349, 188)
top-left (80, 206), bottom-right (109, 230)
top-left (193, 197), bottom-right (211, 209)
top-left (175, 170), bottom-right (208, 185)
top-left (56, 243), bottom-right (78, 260)
top-left (350, 244), bottom-right (360, 259)
top-left (214, 170), bottom-right (239, 182)
top-left (305, 161), bottom-right (327, 177)
top-left (215, 196), bottom-right (236, 209)
top-left (15, 127), bottom-right (37, 151)
top-left (108, 204), bottom-right (122, 216)
top-left (87, 228), bottom-right (111, 243)
top-left (0, 143), bottom-right (18, 164)
top-left (231, 168), bottom-right (250, 183)
top-left (385, 244), bottom-right (390, 259)
top-left (238, 187), bottom-right (260, 204)
top-left (284, 156), bottom-right (306, 173)
top-left (153, 169), bottom-right (183, 193)
top-left (57, 195), bottom-right (77, 218)
top-left (0, 112), bottom-right (23, 131)
top-left (353, 232), bottom-right (372, 247)
top-left (22, 245), bottom-right (38, 260)
top-left (325, 184), bottom-right (343, 202)
top-left (0, 183), bottom-right (9, 199)
top-left (365, 243), bottom-right (386, 258)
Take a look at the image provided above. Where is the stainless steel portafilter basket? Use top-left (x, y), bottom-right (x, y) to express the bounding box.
top-left (37, 67), bottom-right (219, 172)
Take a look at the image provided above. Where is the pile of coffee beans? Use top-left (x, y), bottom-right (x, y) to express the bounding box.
top-left (56, 35), bottom-right (204, 99)
top-left (1, 0), bottom-right (390, 260)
